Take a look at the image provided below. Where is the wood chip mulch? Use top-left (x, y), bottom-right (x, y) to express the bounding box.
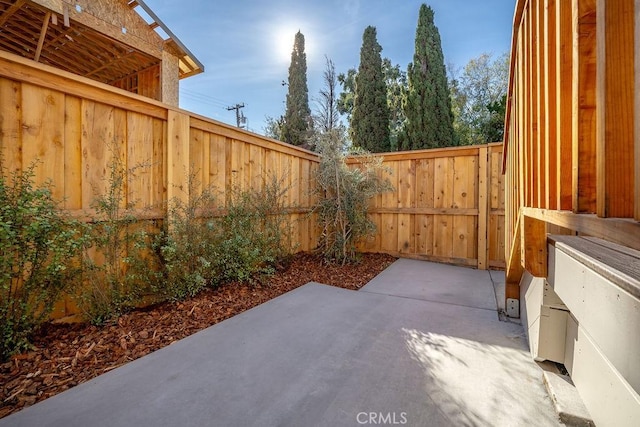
top-left (0, 252), bottom-right (396, 420)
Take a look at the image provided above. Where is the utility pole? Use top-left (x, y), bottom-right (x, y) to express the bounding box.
top-left (227, 103), bottom-right (246, 128)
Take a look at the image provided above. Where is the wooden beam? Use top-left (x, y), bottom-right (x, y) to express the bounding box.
top-left (506, 213), bottom-right (523, 301)
top-left (545, 0), bottom-right (558, 210)
top-left (635, 0), bottom-right (640, 221)
top-left (34, 12), bottom-right (52, 63)
top-left (366, 208), bottom-right (479, 216)
top-left (571, 0), bottom-right (598, 214)
top-left (596, 0), bottom-right (635, 218)
top-left (523, 214), bottom-right (548, 277)
top-left (0, 0), bottom-right (26, 27)
top-left (506, 213), bottom-right (524, 283)
top-left (557, 0), bottom-right (574, 210)
top-left (533, 0), bottom-right (541, 209)
top-left (522, 207), bottom-right (640, 250)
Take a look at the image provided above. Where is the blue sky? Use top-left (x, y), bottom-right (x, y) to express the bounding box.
top-left (147, 0), bottom-right (516, 133)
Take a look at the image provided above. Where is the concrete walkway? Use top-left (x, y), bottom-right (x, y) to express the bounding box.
top-left (0, 259), bottom-right (561, 427)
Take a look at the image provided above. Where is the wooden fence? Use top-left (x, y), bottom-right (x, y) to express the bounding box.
top-left (0, 50), bottom-right (320, 256)
top-left (0, 49), bottom-right (505, 317)
top-left (350, 143), bottom-right (505, 269)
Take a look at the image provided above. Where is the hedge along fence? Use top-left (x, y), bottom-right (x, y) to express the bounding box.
top-left (349, 143), bottom-right (505, 269)
top-left (0, 50), bottom-right (505, 319)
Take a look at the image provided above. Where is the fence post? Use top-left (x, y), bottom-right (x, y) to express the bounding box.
top-left (477, 146), bottom-right (489, 270)
top-left (166, 110), bottom-right (190, 217)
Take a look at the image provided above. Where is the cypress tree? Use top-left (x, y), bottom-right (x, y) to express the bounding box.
top-left (282, 31), bottom-right (312, 146)
top-left (351, 26), bottom-right (390, 152)
top-left (403, 4), bottom-right (455, 150)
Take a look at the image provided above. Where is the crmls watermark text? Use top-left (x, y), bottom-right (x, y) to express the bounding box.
top-left (356, 412), bottom-right (408, 425)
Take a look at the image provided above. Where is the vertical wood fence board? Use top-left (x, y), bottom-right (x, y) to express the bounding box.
top-left (126, 112), bottom-right (154, 209)
top-left (166, 110), bottom-right (189, 206)
top-left (299, 159), bottom-right (311, 207)
top-left (201, 132), bottom-right (211, 189)
top-left (81, 100), bottom-right (114, 209)
top-left (21, 83), bottom-right (65, 200)
top-left (63, 95), bottom-right (82, 209)
top-left (152, 117), bottom-right (166, 208)
top-left (478, 147), bottom-right (489, 269)
top-left (0, 78), bottom-right (23, 174)
top-left (415, 158), bottom-right (434, 208)
top-left (209, 133), bottom-right (226, 193)
top-left (290, 155), bottom-right (300, 207)
top-left (189, 127), bottom-right (204, 195)
top-left (249, 143), bottom-right (263, 192)
top-left (397, 159), bottom-right (414, 208)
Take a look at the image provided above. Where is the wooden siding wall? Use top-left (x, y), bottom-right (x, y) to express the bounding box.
top-left (350, 144), bottom-right (505, 269)
top-left (503, 0), bottom-right (640, 299)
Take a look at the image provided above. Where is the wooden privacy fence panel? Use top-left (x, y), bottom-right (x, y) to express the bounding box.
top-left (0, 49), bottom-right (505, 282)
top-left (349, 143), bottom-right (505, 269)
top-left (0, 51), bottom-right (319, 254)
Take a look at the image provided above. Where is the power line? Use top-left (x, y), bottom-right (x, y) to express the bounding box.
top-left (179, 88), bottom-right (231, 109)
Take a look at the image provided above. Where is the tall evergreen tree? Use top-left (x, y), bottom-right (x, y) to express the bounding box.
top-left (402, 4), bottom-right (454, 150)
top-left (283, 31), bottom-right (311, 146)
top-left (351, 26), bottom-right (390, 152)
top-left (338, 59), bottom-right (407, 151)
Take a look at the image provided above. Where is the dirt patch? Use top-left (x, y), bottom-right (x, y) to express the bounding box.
top-left (0, 252), bottom-right (396, 419)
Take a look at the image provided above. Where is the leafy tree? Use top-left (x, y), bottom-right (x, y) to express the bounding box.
top-left (384, 59), bottom-right (408, 151)
top-left (313, 129), bottom-right (393, 264)
top-left (313, 56), bottom-right (341, 134)
top-left (351, 26), bottom-right (390, 152)
top-left (338, 59), bottom-right (407, 151)
top-left (264, 115), bottom-right (285, 140)
top-left (282, 31), bottom-right (312, 146)
top-left (403, 4), bottom-right (454, 150)
top-left (449, 52), bottom-right (509, 145)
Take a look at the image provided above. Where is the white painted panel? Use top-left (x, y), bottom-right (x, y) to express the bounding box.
top-left (564, 313), bottom-right (578, 376)
top-left (570, 326), bottom-right (640, 427)
top-left (553, 247), bottom-right (640, 394)
top-left (538, 306), bottom-right (567, 363)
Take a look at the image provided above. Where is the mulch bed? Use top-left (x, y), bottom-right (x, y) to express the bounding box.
top-left (0, 252), bottom-right (396, 420)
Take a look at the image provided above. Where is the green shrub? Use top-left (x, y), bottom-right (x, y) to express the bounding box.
top-left (76, 150), bottom-right (157, 325)
top-left (0, 165), bottom-right (86, 361)
top-left (157, 173), bottom-right (293, 300)
top-left (213, 176), bottom-right (292, 283)
top-left (314, 129), bottom-right (393, 264)
top-left (154, 173), bottom-right (218, 301)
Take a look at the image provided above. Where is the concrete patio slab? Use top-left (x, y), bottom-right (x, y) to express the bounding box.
top-left (0, 262), bottom-right (560, 427)
top-left (362, 258), bottom-right (499, 311)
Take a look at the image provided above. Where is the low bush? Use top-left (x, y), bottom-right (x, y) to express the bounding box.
top-left (0, 165), bottom-right (86, 361)
top-left (76, 151), bottom-right (157, 325)
top-left (154, 173), bottom-right (218, 301)
top-left (157, 173), bottom-right (293, 300)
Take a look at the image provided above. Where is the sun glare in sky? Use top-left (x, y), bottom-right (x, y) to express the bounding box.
top-left (272, 23), bottom-right (315, 64)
